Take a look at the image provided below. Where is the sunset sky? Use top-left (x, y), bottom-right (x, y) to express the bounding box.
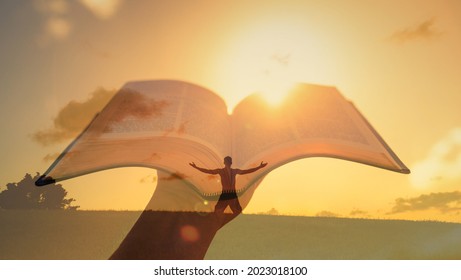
top-left (1, 0), bottom-right (461, 222)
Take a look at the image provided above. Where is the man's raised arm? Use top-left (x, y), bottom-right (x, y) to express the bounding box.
top-left (237, 162), bottom-right (268, 175)
top-left (189, 162), bottom-right (219, 174)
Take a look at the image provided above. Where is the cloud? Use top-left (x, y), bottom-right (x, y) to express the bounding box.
top-left (265, 208), bottom-right (279, 215)
top-left (315, 210), bottom-right (341, 218)
top-left (349, 208), bottom-right (370, 218)
top-left (108, 90), bottom-right (169, 124)
top-left (410, 128), bottom-right (461, 188)
top-left (388, 191), bottom-right (461, 214)
top-left (271, 52), bottom-right (291, 66)
top-left (389, 18), bottom-right (441, 43)
top-left (257, 208), bottom-right (279, 215)
top-left (79, 0), bottom-right (123, 20)
top-left (32, 88), bottom-right (115, 146)
top-left (102, 89), bottom-right (170, 133)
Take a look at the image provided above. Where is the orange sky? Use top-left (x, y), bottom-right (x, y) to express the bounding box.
top-left (1, 0), bottom-right (461, 222)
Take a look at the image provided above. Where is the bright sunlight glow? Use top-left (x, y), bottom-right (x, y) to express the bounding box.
top-left (216, 19), bottom-right (332, 111)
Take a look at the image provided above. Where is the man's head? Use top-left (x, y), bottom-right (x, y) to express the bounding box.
top-left (224, 156), bottom-right (232, 166)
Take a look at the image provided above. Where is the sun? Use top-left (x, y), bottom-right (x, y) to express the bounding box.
top-left (256, 54), bottom-right (298, 106)
top-left (214, 18), bottom-right (331, 110)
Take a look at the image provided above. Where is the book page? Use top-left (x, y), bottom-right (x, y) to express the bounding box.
top-left (230, 83), bottom-right (409, 193)
top-left (38, 80), bottom-right (232, 195)
top-left (93, 80), bottom-right (231, 156)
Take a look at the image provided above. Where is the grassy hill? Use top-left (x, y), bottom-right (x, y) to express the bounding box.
top-left (0, 210), bottom-right (460, 260)
top-left (207, 214), bottom-right (461, 259)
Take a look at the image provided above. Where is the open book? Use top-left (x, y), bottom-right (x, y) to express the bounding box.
top-left (36, 80), bottom-right (409, 197)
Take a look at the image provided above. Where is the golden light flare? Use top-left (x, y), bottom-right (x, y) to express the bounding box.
top-left (46, 17), bottom-right (71, 40)
top-left (180, 225), bottom-right (200, 242)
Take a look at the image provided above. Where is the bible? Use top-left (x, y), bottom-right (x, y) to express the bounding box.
top-left (36, 80), bottom-right (410, 198)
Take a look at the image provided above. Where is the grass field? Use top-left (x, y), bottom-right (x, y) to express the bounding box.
top-left (0, 210), bottom-right (460, 260)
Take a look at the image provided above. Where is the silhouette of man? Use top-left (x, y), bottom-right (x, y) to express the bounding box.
top-left (190, 156), bottom-right (267, 214)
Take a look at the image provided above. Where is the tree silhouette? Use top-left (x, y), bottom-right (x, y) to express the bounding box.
top-left (0, 173), bottom-right (79, 210)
